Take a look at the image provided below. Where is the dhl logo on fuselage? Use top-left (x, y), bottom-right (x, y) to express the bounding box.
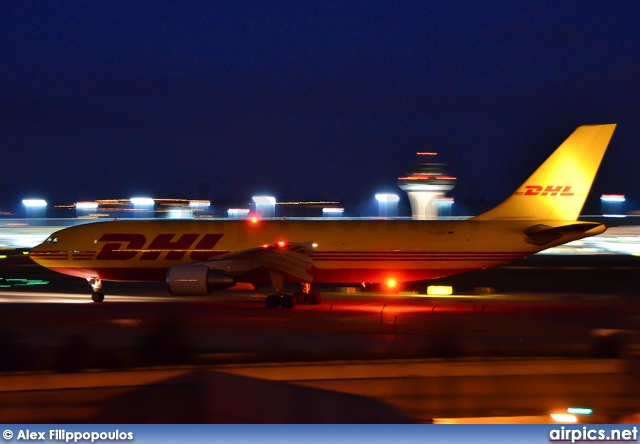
top-left (514, 185), bottom-right (575, 196)
top-left (95, 233), bottom-right (226, 261)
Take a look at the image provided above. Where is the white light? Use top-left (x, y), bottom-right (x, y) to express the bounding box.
top-left (375, 194), bottom-right (400, 203)
top-left (228, 209), bottom-right (250, 215)
top-left (600, 194), bottom-right (625, 202)
top-left (322, 208), bottom-right (344, 213)
top-left (168, 209), bottom-right (192, 219)
top-left (312, 243), bottom-right (318, 248)
top-left (189, 200), bottom-right (211, 208)
top-left (76, 202), bottom-right (99, 209)
top-left (550, 413), bottom-right (577, 423)
top-left (427, 285), bottom-right (453, 296)
top-left (22, 199), bottom-right (47, 208)
top-left (567, 407), bottom-right (592, 415)
top-left (434, 197), bottom-right (454, 206)
top-left (252, 196), bottom-right (276, 205)
top-left (130, 197), bottom-right (155, 205)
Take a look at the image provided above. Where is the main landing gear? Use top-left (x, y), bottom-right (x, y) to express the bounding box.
top-left (264, 279), bottom-right (321, 309)
top-left (88, 278), bottom-right (104, 303)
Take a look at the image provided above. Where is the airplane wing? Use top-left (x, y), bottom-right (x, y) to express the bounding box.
top-left (203, 242), bottom-right (315, 282)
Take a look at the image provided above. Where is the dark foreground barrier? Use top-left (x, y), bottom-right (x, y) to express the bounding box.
top-left (0, 369), bottom-right (413, 423)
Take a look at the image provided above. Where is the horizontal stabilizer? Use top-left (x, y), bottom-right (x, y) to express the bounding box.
top-left (524, 222), bottom-right (605, 246)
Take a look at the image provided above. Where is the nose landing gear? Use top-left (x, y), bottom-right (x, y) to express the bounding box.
top-left (88, 278), bottom-right (104, 302)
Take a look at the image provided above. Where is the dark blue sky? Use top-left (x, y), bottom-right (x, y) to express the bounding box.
top-left (1, 1), bottom-right (639, 213)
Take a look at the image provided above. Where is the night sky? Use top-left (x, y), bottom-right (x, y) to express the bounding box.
top-left (2, 1), bottom-right (639, 214)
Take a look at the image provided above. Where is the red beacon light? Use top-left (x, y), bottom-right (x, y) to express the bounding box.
top-left (277, 241), bottom-right (286, 248)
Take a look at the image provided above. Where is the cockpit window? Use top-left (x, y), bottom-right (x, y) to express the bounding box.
top-left (45, 237), bottom-right (58, 243)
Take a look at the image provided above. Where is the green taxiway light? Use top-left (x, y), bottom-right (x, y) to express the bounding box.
top-left (567, 407), bottom-right (593, 415)
top-left (5, 278), bottom-right (49, 286)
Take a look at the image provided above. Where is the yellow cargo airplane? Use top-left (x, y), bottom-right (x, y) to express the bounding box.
top-left (30, 124), bottom-right (616, 308)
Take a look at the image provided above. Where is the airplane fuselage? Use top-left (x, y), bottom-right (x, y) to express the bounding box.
top-left (29, 218), bottom-right (604, 286)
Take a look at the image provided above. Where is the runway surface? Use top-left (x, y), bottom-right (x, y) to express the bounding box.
top-left (0, 280), bottom-right (636, 357)
top-left (0, 251), bottom-right (638, 350)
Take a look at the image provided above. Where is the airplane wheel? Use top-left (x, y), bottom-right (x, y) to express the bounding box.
top-left (265, 294), bottom-right (281, 309)
top-left (305, 291), bottom-right (321, 305)
top-left (91, 292), bottom-right (104, 303)
top-left (293, 291), bottom-right (306, 304)
top-left (280, 295), bottom-right (296, 309)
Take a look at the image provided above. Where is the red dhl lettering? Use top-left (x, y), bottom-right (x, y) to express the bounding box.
top-left (523, 185), bottom-right (543, 196)
top-left (96, 234), bottom-right (146, 260)
top-left (95, 233), bottom-right (225, 260)
top-left (560, 186), bottom-right (575, 196)
top-left (515, 185), bottom-right (574, 196)
top-left (140, 234), bottom-right (199, 260)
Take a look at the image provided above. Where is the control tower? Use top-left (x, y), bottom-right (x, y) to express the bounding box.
top-left (397, 152), bottom-right (456, 219)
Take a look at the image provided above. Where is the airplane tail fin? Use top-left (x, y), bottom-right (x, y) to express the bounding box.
top-left (472, 124), bottom-right (616, 221)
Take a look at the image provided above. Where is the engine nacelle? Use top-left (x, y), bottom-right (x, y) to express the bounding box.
top-left (166, 265), bottom-right (235, 295)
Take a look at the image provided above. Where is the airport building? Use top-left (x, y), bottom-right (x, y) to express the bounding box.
top-left (397, 152), bottom-right (456, 219)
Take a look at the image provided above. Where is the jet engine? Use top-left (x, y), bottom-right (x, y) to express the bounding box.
top-left (166, 264), bottom-right (235, 295)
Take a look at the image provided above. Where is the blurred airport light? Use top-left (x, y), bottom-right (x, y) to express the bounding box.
top-left (434, 197), bottom-right (454, 217)
top-left (130, 197), bottom-right (154, 218)
top-left (427, 285), bottom-right (453, 296)
top-left (130, 197), bottom-right (155, 206)
top-left (375, 193), bottom-right (399, 218)
top-left (188, 200), bottom-right (210, 217)
top-left (75, 201), bottom-right (99, 218)
top-left (550, 413), bottom-right (577, 423)
top-left (252, 196), bottom-right (276, 205)
top-left (228, 208), bottom-right (250, 219)
top-left (600, 194), bottom-right (625, 202)
top-left (252, 195), bottom-right (276, 218)
top-left (375, 194), bottom-right (400, 202)
top-left (168, 208), bottom-right (193, 219)
top-left (23, 199), bottom-right (47, 218)
top-left (322, 208), bottom-right (344, 217)
top-left (567, 407), bottom-right (592, 415)
top-left (600, 194), bottom-right (625, 216)
top-left (22, 199), bottom-right (47, 207)
top-left (75, 202), bottom-right (99, 209)
top-left (189, 200), bottom-right (210, 208)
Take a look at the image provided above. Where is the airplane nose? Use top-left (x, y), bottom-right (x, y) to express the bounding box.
top-left (29, 242), bottom-right (42, 253)
top-left (28, 249), bottom-right (40, 264)
top-left (28, 243), bottom-right (47, 264)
